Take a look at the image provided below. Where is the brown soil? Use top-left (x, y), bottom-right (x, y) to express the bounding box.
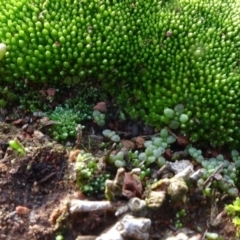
top-left (0, 121), bottom-right (238, 240)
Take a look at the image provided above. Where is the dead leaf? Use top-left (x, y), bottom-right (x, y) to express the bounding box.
top-left (211, 211), bottom-right (227, 227)
top-left (13, 119), bottom-right (24, 126)
top-left (69, 149), bottom-right (81, 162)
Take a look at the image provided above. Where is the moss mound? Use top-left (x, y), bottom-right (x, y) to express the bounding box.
top-left (1, 0), bottom-right (240, 146)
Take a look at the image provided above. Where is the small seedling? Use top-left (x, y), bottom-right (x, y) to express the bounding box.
top-left (8, 139), bottom-right (26, 155)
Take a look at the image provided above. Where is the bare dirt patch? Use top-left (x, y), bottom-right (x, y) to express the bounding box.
top-left (0, 122), bottom-right (238, 240)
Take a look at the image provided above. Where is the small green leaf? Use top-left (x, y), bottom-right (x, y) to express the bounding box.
top-left (164, 108), bottom-right (175, 119)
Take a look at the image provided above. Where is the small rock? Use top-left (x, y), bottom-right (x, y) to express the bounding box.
top-left (16, 206), bottom-right (30, 215)
top-left (166, 230), bottom-right (202, 240)
top-left (166, 233), bottom-right (188, 240)
top-left (32, 182), bottom-right (40, 193)
top-left (146, 191), bottom-right (166, 209)
top-left (76, 236), bottom-right (96, 240)
top-left (150, 171), bottom-right (189, 203)
top-left (46, 88), bottom-right (56, 96)
top-left (167, 177), bottom-right (188, 202)
top-left (33, 130), bottom-right (45, 139)
top-left (164, 149), bottom-right (172, 159)
top-left (177, 135), bottom-right (189, 146)
top-left (168, 160), bottom-right (193, 175)
top-left (0, 163), bottom-right (8, 172)
top-left (133, 136), bottom-right (145, 149)
top-left (123, 172), bottom-right (143, 198)
top-left (40, 117), bottom-right (50, 124)
top-left (21, 123), bottom-right (29, 130)
top-left (93, 102), bottom-right (107, 113)
top-left (33, 111), bottom-right (44, 118)
top-left (121, 139), bottom-right (135, 151)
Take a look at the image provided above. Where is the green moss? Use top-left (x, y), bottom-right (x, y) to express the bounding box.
top-left (0, 99), bottom-right (6, 108)
top-left (225, 197), bottom-right (240, 237)
top-left (0, 86), bottom-right (17, 108)
top-left (74, 150), bottom-right (110, 195)
top-left (47, 106), bottom-right (80, 142)
top-left (65, 86), bottom-right (105, 120)
top-left (46, 86), bottom-right (106, 142)
top-left (1, 0), bottom-right (240, 146)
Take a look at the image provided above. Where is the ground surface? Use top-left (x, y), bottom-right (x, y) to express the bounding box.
top-left (0, 112), bottom-right (238, 240)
